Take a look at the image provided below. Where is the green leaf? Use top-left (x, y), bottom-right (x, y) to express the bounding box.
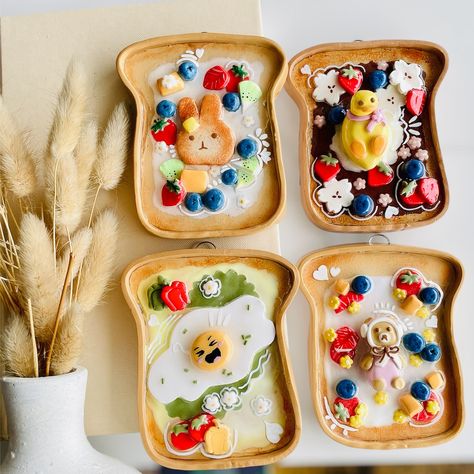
top-left (165, 179), bottom-right (182, 194)
top-left (400, 271), bottom-right (420, 284)
top-left (151, 118), bottom-right (168, 132)
top-left (191, 415), bottom-right (208, 430)
top-left (320, 153), bottom-right (338, 166)
top-left (231, 64), bottom-right (249, 78)
top-left (147, 275), bottom-right (170, 310)
top-left (401, 180), bottom-right (417, 197)
top-left (172, 423), bottom-right (188, 435)
top-left (377, 162), bottom-right (392, 176)
top-left (189, 270), bottom-right (258, 308)
top-left (341, 66), bottom-right (359, 79)
top-left (334, 402), bottom-right (349, 422)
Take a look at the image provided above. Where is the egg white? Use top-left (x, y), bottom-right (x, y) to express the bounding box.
top-left (147, 295), bottom-right (275, 404)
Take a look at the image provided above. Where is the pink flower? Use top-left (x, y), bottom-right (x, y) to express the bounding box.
top-left (415, 149), bottom-right (429, 161)
top-left (397, 146), bottom-right (411, 160)
top-left (353, 177), bottom-right (366, 190)
top-left (314, 115), bottom-right (326, 128)
top-left (378, 193), bottom-right (393, 207)
top-left (407, 136), bottom-right (422, 150)
top-left (377, 60), bottom-right (389, 71)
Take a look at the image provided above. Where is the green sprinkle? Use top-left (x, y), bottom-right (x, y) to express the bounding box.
top-left (227, 372), bottom-right (232, 376)
top-left (184, 368), bottom-right (189, 373)
top-left (246, 304), bottom-right (251, 311)
top-left (182, 328), bottom-right (188, 334)
top-left (160, 378), bottom-right (164, 384)
top-left (192, 380), bottom-right (197, 384)
top-left (241, 334), bottom-right (251, 345)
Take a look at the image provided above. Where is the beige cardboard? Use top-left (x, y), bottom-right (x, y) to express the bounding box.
top-left (0, 0), bottom-right (279, 436)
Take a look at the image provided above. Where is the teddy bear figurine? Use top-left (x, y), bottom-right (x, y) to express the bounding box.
top-left (359, 311), bottom-right (406, 391)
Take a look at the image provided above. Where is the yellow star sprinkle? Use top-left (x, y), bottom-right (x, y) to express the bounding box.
top-left (416, 306), bottom-right (430, 319)
top-left (393, 409), bottom-right (408, 424)
top-left (349, 415), bottom-right (363, 428)
top-left (355, 402), bottom-right (368, 418)
top-left (347, 301), bottom-right (360, 314)
top-left (426, 400), bottom-right (440, 415)
top-left (374, 390), bottom-right (388, 405)
top-left (324, 328), bottom-right (337, 342)
top-left (328, 296), bottom-right (340, 310)
top-left (423, 328), bottom-right (436, 342)
top-left (339, 355), bottom-right (353, 369)
top-left (393, 288), bottom-right (407, 302)
top-left (409, 354), bottom-right (423, 367)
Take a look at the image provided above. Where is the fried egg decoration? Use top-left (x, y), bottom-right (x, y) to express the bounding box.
top-left (148, 295), bottom-right (275, 404)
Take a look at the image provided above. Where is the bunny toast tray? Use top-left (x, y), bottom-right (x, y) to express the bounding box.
top-left (117, 33), bottom-right (287, 239)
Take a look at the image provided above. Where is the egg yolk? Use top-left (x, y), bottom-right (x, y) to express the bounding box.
top-left (191, 330), bottom-right (232, 371)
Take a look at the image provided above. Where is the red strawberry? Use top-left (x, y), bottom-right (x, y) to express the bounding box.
top-left (367, 162), bottom-right (394, 187)
top-left (170, 421), bottom-right (199, 451)
top-left (406, 89), bottom-right (426, 116)
top-left (329, 326), bottom-right (359, 364)
top-left (314, 153), bottom-right (341, 182)
top-left (411, 391), bottom-right (440, 424)
top-left (161, 179), bottom-right (185, 207)
top-left (335, 291), bottom-right (364, 314)
top-left (396, 269), bottom-right (422, 296)
top-left (188, 414), bottom-right (215, 442)
top-left (203, 65), bottom-right (230, 90)
top-left (151, 119), bottom-right (177, 145)
top-left (400, 180), bottom-right (424, 207)
top-left (226, 64), bottom-right (250, 92)
top-left (161, 280), bottom-right (189, 311)
top-left (338, 66), bottom-right (363, 94)
top-left (417, 177), bottom-right (439, 205)
top-left (333, 397), bottom-right (360, 422)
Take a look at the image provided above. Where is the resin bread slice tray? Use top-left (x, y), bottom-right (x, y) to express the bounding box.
top-left (299, 243), bottom-right (463, 448)
top-left (117, 33), bottom-right (287, 239)
top-left (122, 249), bottom-right (300, 469)
top-left (287, 40), bottom-right (448, 232)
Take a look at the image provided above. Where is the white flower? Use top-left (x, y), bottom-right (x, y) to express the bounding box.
top-left (377, 60), bottom-right (389, 71)
top-left (209, 166), bottom-right (221, 178)
top-left (317, 179), bottom-right (354, 214)
top-left (155, 141), bottom-right (168, 154)
top-left (199, 276), bottom-right (221, 299)
top-left (242, 115), bottom-right (255, 128)
top-left (259, 149), bottom-right (271, 164)
top-left (398, 146), bottom-right (411, 160)
top-left (407, 136), bottom-right (422, 150)
top-left (378, 193), bottom-right (393, 207)
top-left (251, 396), bottom-right (272, 416)
top-left (312, 69), bottom-right (345, 106)
top-left (353, 177), bottom-right (366, 190)
top-left (220, 387), bottom-right (241, 410)
top-left (415, 149), bottom-right (429, 161)
top-left (238, 196), bottom-right (250, 208)
top-left (202, 393), bottom-right (221, 414)
top-left (376, 84), bottom-right (406, 118)
top-left (162, 74), bottom-right (179, 90)
top-left (389, 60), bottom-right (424, 94)
top-left (314, 115), bottom-right (326, 128)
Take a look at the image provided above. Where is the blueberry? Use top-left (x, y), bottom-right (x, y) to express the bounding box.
top-left (237, 138), bottom-right (258, 159)
top-left (401, 159), bottom-right (426, 180)
top-left (368, 70), bottom-right (388, 90)
top-left (419, 287), bottom-right (441, 305)
top-left (202, 188), bottom-right (225, 211)
top-left (222, 92), bottom-right (241, 112)
top-left (221, 168), bottom-right (238, 186)
top-left (351, 275), bottom-right (372, 295)
top-left (177, 61), bottom-right (198, 81)
top-left (327, 106), bottom-right (346, 125)
top-left (411, 381), bottom-right (431, 401)
top-left (156, 100), bottom-right (176, 118)
top-left (351, 194), bottom-right (374, 217)
top-left (184, 193), bottom-right (203, 213)
top-left (335, 379), bottom-right (357, 400)
top-left (403, 332), bottom-right (426, 353)
top-left (420, 343), bottom-right (442, 362)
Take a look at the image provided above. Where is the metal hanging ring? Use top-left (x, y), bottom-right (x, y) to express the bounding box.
top-left (192, 240), bottom-right (216, 250)
top-left (368, 234), bottom-right (391, 246)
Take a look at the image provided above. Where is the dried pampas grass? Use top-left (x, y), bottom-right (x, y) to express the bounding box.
top-left (57, 226), bottom-right (92, 283)
top-left (1, 317), bottom-right (35, 377)
top-left (76, 209), bottom-right (118, 312)
top-left (0, 97), bottom-right (38, 199)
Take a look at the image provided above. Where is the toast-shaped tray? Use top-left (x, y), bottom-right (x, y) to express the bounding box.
top-left (117, 33), bottom-right (287, 239)
top-left (299, 243), bottom-right (463, 448)
top-left (287, 40), bottom-right (449, 232)
top-left (122, 249), bottom-right (300, 469)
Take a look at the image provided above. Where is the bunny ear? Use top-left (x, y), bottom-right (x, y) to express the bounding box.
top-left (178, 97), bottom-right (199, 122)
top-left (360, 318), bottom-right (373, 338)
top-left (199, 94), bottom-right (222, 123)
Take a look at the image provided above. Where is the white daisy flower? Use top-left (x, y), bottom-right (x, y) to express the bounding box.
top-left (220, 387), bottom-right (241, 410)
top-left (242, 115), bottom-right (255, 128)
top-left (389, 60), bottom-right (424, 94)
top-left (312, 69), bottom-right (345, 106)
top-left (251, 396), bottom-right (272, 416)
top-left (353, 177), bottom-right (366, 190)
top-left (199, 276), bottom-right (221, 299)
top-left (202, 393), bottom-right (221, 414)
top-left (378, 193), bottom-right (393, 207)
top-left (317, 178), bottom-right (354, 214)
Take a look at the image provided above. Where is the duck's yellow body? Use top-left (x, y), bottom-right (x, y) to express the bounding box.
top-left (341, 90), bottom-right (390, 170)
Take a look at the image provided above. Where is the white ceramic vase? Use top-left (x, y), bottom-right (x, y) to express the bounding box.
top-left (1, 367), bottom-right (139, 474)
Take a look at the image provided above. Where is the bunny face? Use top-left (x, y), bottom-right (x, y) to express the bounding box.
top-left (176, 94), bottom-right (236, 166)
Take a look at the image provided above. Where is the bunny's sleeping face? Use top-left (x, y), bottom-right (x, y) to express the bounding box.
top-left (176, 94), bottom-right (236, 166)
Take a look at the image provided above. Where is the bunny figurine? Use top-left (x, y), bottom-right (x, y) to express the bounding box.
top-left (176, 94), bottom-right (236, 166)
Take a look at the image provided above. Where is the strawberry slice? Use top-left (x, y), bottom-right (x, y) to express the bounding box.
top-left (329, 326), bottom-right (359, 364)
top-left (417, 177), bottom-right (439, 205)
top-left (314, 153), bottom-right (341, 182)
top-left (400, 180), bottom-right (424, 207)
top-left (367, 162), bottom-right (394, 187)
top-left (395, 269), bottom-right (422, 296)
top-left (406, 89), bottom-right (426, 116)
top-left (338, 66), bottom-right (363, 95)
top-left (161, 179), bottom-right (185, 207)
top-left (335, 291), bottom-right (364, 314)
top-left (226, 64), bottom-right (250, 93)
top-left (203, 65), bottom-right (230, 90)
top-left (411, 391), bottom-right (440, 424)
top-left (188, 413), bottom-right (215, 442)
top-left (151, 118), bottom-right (177, 145)
top-left (170, 421), bottom-right (199, 451)
top-left (333, 397), bottom-right (360, 422)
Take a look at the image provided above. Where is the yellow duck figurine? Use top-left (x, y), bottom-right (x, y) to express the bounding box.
top-left (341, 90), bottom-right (390, 170)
